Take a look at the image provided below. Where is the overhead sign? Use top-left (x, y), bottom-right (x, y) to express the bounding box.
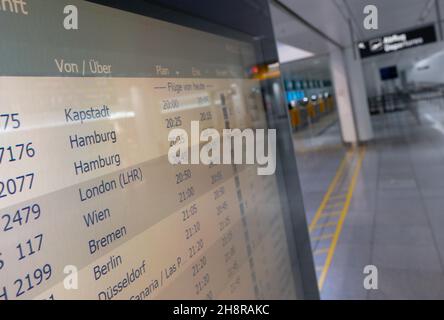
top-left (358, 25), bottom-right (437, 59)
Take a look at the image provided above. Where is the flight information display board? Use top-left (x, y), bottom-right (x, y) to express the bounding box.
top-left (0, 0), bottom-right (298, 300)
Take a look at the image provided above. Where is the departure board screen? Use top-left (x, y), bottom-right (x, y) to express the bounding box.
top-left (0, 0), bottom-right (298, 300)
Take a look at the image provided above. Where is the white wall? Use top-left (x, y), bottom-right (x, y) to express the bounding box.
top-left (329, 47), bottom-right (358, 144)
top-left (344, 47), bottom-right (374, 142)
top-left (361, 41), bottom-right (444, 96)
top-left (406, 46), bottom-right (444, 85)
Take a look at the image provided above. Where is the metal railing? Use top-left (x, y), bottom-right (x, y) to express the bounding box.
top-left (368, 84), bottom-right (444, 115)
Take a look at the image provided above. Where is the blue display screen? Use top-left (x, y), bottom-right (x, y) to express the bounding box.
top-left (286, 91), bottom-right (305, 103)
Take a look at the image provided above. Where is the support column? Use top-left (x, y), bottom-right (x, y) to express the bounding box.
top-left (329, 45), bottom-right (374, 144)
top-left (344, 46), bottom-right (374, 142)
top-left (329, 46), bottom-right (358, 144)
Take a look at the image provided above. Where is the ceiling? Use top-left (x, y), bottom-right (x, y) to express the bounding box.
top-left (270, 3), bottom-right (333, 55)
top-left (271, 0), bottom-right (443, 57)
top-left (281, 54), bottom-right (332, 80)
top-left (344, 0), bottom-right (438, 41)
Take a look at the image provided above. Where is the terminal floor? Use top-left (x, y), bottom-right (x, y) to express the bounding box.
top-left (294, 103), bottom-right (444, 299)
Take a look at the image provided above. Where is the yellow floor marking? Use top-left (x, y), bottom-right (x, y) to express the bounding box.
top-left (312, 221), bottom-right (338, 229)
top-left (317, 147), bottom-right (366, 290)
top-left (320, 211), bottom-right (341, 218)
top-left (324, 201), bottom-right (345, 209)
top-left (313, 247), bottom-right (330, 255)
top-left (311, 233), bottom-right (334, 241)
top-left (308, 152), bottom-right (350, 232)
top-left (330, 194), bottom-right (346, 200)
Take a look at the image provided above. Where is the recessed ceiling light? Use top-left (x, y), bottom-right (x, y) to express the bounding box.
top-left (277, 41), bottom-right (314, 63)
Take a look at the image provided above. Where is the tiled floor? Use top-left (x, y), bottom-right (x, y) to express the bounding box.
top-left (295, 103), bottom-right (444, 299)
top-left (293, 114), bottom-right (345, 224)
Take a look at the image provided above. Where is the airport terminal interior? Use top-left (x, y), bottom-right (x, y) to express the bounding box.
top-left (2, 0), bottom-right (444, 301)
top-left (272, 0), bottom-right (444, 299)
